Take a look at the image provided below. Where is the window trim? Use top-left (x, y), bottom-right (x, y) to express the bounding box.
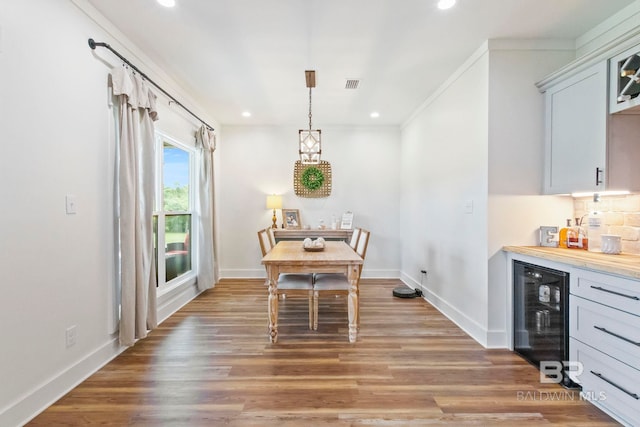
top-left (154, 131), bottom-right (197, 294)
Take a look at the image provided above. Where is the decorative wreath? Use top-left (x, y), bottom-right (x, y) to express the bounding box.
top-left (301, 166), bottom-right (325, 191)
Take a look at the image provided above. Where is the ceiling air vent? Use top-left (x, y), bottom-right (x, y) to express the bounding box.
top-left (345, 79), bottom-right (360, 89)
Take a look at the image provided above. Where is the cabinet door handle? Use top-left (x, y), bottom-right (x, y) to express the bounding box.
top-left (590, 371), bottom-right (639, 400)
top-left (593, 325), bottom-right (640, 346)
top-left (590, 285), bottom-right (640, 300)
top-left (595, 167), bottom-right (604, 186)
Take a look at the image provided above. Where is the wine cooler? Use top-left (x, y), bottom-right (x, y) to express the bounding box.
top-left (513, 260), bottom-right (576, 388)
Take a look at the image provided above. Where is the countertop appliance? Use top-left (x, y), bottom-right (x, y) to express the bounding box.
top-left (513, 260), bottom-right (576, 388)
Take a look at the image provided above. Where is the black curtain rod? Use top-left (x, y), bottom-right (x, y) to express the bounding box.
top-left (88, 38), bottom-right (214, 131)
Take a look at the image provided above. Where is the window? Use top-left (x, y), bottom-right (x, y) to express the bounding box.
top-left (153, 132), bottom-right (196, 287)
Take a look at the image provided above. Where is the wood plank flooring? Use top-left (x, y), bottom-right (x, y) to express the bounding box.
top-left (28, 279), bottom-right (619, 426)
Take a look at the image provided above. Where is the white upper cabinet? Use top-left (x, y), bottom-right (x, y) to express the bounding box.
top-left (537, 28), bottom-right (640, 195)
top-left (543, 62), bottom-right (608, 194)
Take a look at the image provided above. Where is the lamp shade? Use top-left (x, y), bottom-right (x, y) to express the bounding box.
top-left (266, 194), bottom-right (282, 210)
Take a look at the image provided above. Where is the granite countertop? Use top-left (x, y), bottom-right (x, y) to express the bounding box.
top-left (503, 246), bottom-right (640, 280)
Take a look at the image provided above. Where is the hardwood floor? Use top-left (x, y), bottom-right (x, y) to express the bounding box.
top-left (28, 279), bottom-right (618, 426)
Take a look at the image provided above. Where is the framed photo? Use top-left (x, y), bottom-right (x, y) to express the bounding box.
top-left (282, 209), bottom-right (301, 229)
top-left (340, 211), bottom-right (354, 229)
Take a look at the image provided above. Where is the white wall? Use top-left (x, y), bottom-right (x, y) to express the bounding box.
top-left (0, 1), bottom-right (216, 425)
top-left (217, 125), bottom-right (401, 278)
top-left (0, 2), bottom-right (116, 425)
top-left (486, 47), bottom-right (576, 346)
top-left (399, 43), bottom-right (576, 347)
top-left (400, 48), bottom-right (490, 342)
top-left (487, 46), bottom-right (576, 196)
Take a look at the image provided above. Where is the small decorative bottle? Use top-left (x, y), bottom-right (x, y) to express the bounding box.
top-left (578, 220), bottom-right (588, 250)
top-left (558, 219), bottom-right (571, 248)
top-left (567, 220), bottom-right (580, 249)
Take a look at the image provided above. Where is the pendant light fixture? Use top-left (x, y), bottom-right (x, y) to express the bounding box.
top-left (299, 70), bottom-right (321, 164)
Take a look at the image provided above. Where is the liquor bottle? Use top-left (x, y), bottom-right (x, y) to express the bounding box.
top-left (558, 219), bottom-right (571, 248)
top-left (588, 210), bottom-right (604, 253)
top-left (567, 219), bottom-right (581, 249)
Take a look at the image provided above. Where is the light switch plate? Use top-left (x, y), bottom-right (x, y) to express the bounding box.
top-left (65, 195), bottom-right (77, 214)
top-left (464, 199), bottom-right (473, 214)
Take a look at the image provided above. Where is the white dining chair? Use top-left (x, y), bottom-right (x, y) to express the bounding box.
top-left (266, 227), bottom-right (276, 249)
top-left (312, 229), bottom-right (370, 330)
top-left (258, 228), bottom-right (273, 255)
top-left (348, 227), bottom-right (361, 250)
top-left (258, 228), bottom-right (315, 329)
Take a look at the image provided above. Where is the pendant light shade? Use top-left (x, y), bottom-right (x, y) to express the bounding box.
top-left (299, 70), bottom-right (321, 164)
top-left (299, 129), bottom-right (321, 164)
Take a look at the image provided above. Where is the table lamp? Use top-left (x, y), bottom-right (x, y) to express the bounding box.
top-left (266, 194), bottom-right (282, 229)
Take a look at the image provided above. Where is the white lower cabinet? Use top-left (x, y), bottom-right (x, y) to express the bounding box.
top-left (570, 339), bottom-right (640, 426)
top-left (570, 268), bottom-right (640, 426)
top-left (571, 296), bottom-right (640, 368)
top-left (571, 268), bottom-right (640, 315)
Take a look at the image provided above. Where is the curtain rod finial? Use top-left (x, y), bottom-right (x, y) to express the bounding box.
top-left (88, 38), bottom-right (96, 49)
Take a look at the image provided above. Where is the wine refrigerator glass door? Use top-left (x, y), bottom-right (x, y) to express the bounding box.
top-left (513, 260), bottom-right (570, 383)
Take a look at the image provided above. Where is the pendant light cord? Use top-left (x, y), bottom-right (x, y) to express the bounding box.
top-left (308, 87), bottom-right (313, 130)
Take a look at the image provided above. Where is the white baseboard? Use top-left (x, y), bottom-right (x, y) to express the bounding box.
top-left (3, 338), bottom-right (123, 427)
top-left (359, 269), bottom-right (400, 278)
top-left (157, 280), bottom-right (202, 324)
top-left (5, 283), bottom-right (202, 427)
top-left (220, 269), bottom-right (266, 278)
top-left (400, 273), bottom-right (508, 349)
top-left (485, 329), bottom-right (508, 349)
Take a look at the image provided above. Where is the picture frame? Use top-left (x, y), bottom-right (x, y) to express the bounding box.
top-left (340, 211), bottom-right (354, 229)
top-left (282, 209), bottom-right (301, 229)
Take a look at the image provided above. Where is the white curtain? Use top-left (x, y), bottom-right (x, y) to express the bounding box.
top-left (195, 125), bottom-right (218, 291)
top-left (111, 67), bottom-right (158, 347)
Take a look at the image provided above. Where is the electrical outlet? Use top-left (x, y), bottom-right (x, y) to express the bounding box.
top-left (65, 325), bottom-right (77, 348)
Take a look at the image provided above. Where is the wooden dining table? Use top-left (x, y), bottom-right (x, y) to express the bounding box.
top-left (261, 240), bottom-right (364, 343)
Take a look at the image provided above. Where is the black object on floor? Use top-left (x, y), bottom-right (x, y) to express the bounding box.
top-left (393, 286), bottom-right (420, 298)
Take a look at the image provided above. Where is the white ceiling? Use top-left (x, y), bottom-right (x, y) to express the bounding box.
top-left (86, 0), bottom-right (635, 127)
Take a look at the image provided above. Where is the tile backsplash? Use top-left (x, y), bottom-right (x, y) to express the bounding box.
top-left (574, 194), bottom-right (640, 255)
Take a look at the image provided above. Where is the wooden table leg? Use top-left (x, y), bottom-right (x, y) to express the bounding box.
top-left (267, 266), bottom-right (278, 343)
top-left (347, 264), bottom-right (359, 343)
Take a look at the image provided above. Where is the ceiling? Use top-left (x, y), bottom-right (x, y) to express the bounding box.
top-left (86, 0), bottom-right (635, 127)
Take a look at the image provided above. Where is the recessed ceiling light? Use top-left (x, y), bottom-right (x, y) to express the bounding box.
top-left (242, 111), bottom-right (251, 118)
top-left (157, 0), bottom-right (176, 8)
top-left (437, 0), bottom-right (456, 10)
top-left (370, 112), bottom-right (380, 118)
